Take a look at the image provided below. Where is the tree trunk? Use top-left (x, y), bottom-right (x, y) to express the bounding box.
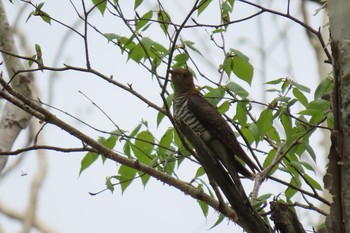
top-left (0, 0), bottom-right (35, 174)
top-left (325, 1), bottom-right (350, 232)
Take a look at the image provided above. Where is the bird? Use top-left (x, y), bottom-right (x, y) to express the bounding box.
top-left (169, 68), bottom-right (259, 179)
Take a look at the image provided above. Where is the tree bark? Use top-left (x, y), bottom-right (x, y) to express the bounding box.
top-left (0, 0), bottom-right (35, 174)
top-left (325, 0), bottom-right (350, 232)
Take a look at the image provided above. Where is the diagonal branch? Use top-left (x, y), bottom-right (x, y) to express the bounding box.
top-left (0, 76), bottom-right (238, 223)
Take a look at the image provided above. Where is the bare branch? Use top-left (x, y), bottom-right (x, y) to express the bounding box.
top-left (0, 145), bottom-right (94, 156)
top-left (0, 201), bottom-right (56, 233)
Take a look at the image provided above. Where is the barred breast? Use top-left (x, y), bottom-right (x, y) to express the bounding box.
top-left (173, 94), bottom-right (209, 139)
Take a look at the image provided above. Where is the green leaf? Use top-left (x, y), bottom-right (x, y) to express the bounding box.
top-left (293, 88), bottom-right (308, 107)
top-left (299, 161), bottom-right (315, 172)
top-left (183, 40), bottom-right (202, 56)
top-left (39, 11), bottom-right (51, 24)
top-left (34, 44), bottom-right (44, 68)
top-left (280, 112), bottom-right (292, 142)
top-left (132, 131), bottom-right (155, 164)
top-left (285, 177), bottom-right (301, 199)
top-left (291, 80), bottom-right (310, 93)
top-left (265, 78), bottom-right (284, 85)
top-left (174, 53), bottom-right (189, 65)
top-left (32, 3), bottom-right (51, 24)
top-left (267, 127), bottom-right (280, 142)
top-left (136, 10), bottom-right (153, 31)
top-left (232, 55), bottom-right (253, 85)
top-left (205, 86), bottom-right (225, 106)
top-left (128, 43), bottom-right (146, 63)
top-left (157, 10), bottom-right (171, 34)
top-left (248, 123), bottom-right (260, 144)
top-left (222, 56), bottom-right (233, 76)
top-left (118, 35), bottom-right (136, 53)
top-left (263, 150), bottom-right (278, 175)
top-left (256, 108), bottom-right (273, 138)
top-left (212, 28), bottom-right (226, 34)
top-left (305, 143), bottom-right (316, 162)
top-left (153, 42), bottom-right (169, 55)
top-left (79, 152), bottom-right (99, 175)
top-left (273, 96), bottom-right (292, 104)
top-left (156, 112), bottom-right (165, 128)
top-left (226, 81), bottom-right (249, 98)
top-left (28, 55), bottom-right (36, 67)
top-left (157, 128), bottom-right (174, 156)
top-left (209, 214), bottom-right (225, 230)
top-left (104, 33), bottom-right (119, 42)
top-left (234, 102), bottom-right (248, 127)
top-left (140, 173), bottom-right (151, 186)
top-left (304, 173), bottom-right (322, 190)
top-left (140, 37), bottom-right (154, 51)
top-left (123, 141), bottom-right (132, 158)
top-left (227, 0), bottom-right (235, 8)
top-left (289, 161), bottom-right (304, 173)
top-left (195, 166), bottom-right (206, 178)
top-left (118, 165), bottom-right (137, 193)
top-left (92, 0), bottom-right (107, 14)
top-left (314, 77), bottom-right (333, 100)
top-left (102, 135), bottom-right (117, 149)
top-left (197, 199), bottom-right (209, 217)
top-left (327, 112), bottom-right (334, 129)
top-left (222, 1), bottom-right (232, 12)
top-left (240, 127), bottom-right (255, 145)
top-left (218, 101), bottom-right (230, 114)
top-left (223, 49), bottom-right (254, 85)
top-left (252, 193), bottom-right (272, 209)
top-left (299, 99), bottom-right (330, 116)
top-left (105, 176), bottom-right (114, 193)
top-left (281, 79), bottom-right (292, 93)
top-left (164, 154), bottom-right (176, 175)
top-left (198, 0), bottom-right (213, 15)
top-left (134, 0), bottom-right (143, 9)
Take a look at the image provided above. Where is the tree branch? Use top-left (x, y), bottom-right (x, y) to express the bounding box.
top-left (0, 76), bottom-right (238, 223)
top-left (0, 201), bottom-right (56, 233)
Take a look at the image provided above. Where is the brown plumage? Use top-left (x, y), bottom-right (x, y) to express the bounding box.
top-left (169, 68), bottom-right (259, 179)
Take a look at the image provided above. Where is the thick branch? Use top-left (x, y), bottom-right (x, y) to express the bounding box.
top-left (0, 77), bottom-right (237, 222)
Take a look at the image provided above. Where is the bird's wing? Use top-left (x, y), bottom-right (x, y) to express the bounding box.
top-left (187, 93), bottom-right (258, 173)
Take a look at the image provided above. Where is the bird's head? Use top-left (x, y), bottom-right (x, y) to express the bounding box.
top-left (169, 68), bottom-right (196, 95)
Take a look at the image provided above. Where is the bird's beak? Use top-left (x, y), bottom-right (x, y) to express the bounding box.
top-left (168, 69), bottom-right (174, 75)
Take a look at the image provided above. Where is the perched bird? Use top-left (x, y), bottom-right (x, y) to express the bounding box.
top-left (169, 68), bottom-right (259, 179)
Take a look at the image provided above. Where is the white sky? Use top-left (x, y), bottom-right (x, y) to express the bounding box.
top-left (0, 0), bottom-right (330, 232)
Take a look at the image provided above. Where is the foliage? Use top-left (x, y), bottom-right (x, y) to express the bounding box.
top-left (81, 0), bottom-right (332, 227)
top-left (1, 0), bottom-right (333, 231)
